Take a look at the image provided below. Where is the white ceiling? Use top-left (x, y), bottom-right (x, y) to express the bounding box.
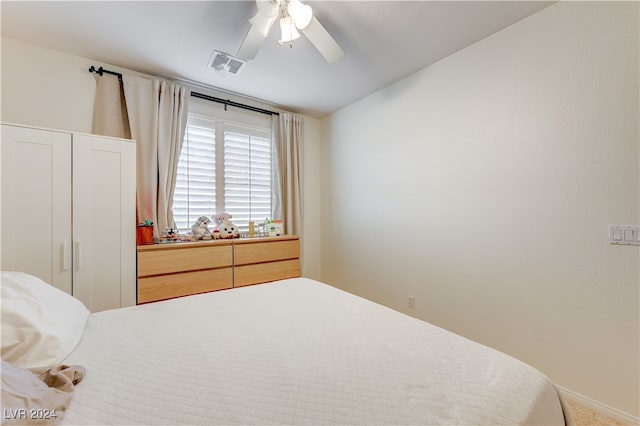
top-left (1, 1), bottom-right (554, 118)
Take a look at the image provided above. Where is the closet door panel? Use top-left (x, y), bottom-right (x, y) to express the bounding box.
top-left (1, 125), bottom-right (72, 293)
top-left (72, 134), bottom-right (136, 311)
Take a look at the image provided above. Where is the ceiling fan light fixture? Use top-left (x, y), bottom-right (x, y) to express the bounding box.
top-left (287, 0), bottom-right (312, 30)
top-left (238, 0), bottom-right (345, 63)
top-left (278, 15), bottom-right (300, 45)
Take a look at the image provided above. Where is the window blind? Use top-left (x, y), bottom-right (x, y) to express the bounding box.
top-left (224, 124), bottom-right (272, 231)
top-left (173, 115), bottom-right (273, 235)
top-left (173, 116), bottom-right (216, 233)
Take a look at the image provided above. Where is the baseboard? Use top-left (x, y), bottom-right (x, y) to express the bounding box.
top-left (557, 386), bottom-right (639, 425)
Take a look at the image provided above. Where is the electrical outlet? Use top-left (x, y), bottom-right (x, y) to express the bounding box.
top-left (408, 295), bottom-right (415, 308)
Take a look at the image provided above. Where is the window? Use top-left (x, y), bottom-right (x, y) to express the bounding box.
top-left (173, 116), bottom-right (216, 232)
top-left (224, 124), bottom-right (272, 231)
top-left (173, 114), bottom-right (273, 234)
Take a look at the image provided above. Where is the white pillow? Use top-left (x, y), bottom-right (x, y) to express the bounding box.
top-left (1, 272), bottom-right (90, 368)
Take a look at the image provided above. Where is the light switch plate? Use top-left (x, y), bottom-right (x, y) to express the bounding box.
top-left (609, 225), bottom-right (640, 246)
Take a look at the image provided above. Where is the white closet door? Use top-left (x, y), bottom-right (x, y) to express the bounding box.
top-left (72, 134), bottom-right (136, 311)
top-left (1, 124), bottom-right (72, 293)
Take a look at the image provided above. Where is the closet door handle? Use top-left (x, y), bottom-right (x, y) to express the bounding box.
top-left (74, 240), bottom-right (82, 270)
top-left (62, 241), bottom-right (70, 271)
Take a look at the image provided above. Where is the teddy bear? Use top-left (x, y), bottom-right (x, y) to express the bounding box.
top-left (212, 212), bottom-right (231, 232)
top-left (211, 212), bottom-right (240, 239)
top-left (191, 216), bottom-right (212, 239)
top-left (218, 220), bottom-right (240, 239)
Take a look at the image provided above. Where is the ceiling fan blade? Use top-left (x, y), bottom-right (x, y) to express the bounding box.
top-left (236, 25), bottom-right (266, 60)
top-left (236, 1), bottom-right (279, 60)
top-left (301, 16), bottom-right (344, 64)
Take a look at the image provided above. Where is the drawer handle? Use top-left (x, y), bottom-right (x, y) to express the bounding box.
top-left (62, 241), bottom-right (70, 271)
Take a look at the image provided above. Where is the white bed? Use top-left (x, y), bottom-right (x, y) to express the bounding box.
top-left (2, 274), bottom-right (571, 425)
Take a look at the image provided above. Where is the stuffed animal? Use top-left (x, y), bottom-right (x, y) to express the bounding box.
top-left (218, 219), bottom-right (240, 239)
top-left (191, 216), bottom-right (212, 239)
top-left (212, 213), bottom-right (231, 231)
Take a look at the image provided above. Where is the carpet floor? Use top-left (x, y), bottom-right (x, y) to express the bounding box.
top-left (567, 400), bottom-right (628, 426)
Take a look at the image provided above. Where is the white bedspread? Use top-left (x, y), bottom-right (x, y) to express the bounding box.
top-left (62, 278), bottom-right (567, 425)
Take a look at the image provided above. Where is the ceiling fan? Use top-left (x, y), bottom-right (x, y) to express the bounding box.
top-left (236, 0), bottom-right (345, 64)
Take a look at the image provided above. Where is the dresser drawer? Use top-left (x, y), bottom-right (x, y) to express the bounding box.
top-left (234, 259), bottom-right (301, 287)
top-left (138, 244), bottom-right (232, 277)
top-left (136, 237), bottom-right (300, 303)
top-left (234, 239), bottom-right (300, 266)
top-left (138, 268), bottom-right (232, 303)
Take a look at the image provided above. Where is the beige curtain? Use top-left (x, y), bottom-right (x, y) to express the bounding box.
top-left (122, 76), bottom-right (189, 237)
top-left (91, 74), bottom-right (131, 139)
top-left (273, 113), bottom-right (303, 236)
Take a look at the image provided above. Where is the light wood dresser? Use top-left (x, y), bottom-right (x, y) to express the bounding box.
top-left (137, 235), bottom-right (300, 304)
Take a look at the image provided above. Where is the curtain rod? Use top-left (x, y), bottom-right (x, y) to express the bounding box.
top-left (88, 65), bottom-right (279, 117)
top-left (190, 92), bottom-right (279, 116)
top-left (88, 65), bottom-right (122, 82)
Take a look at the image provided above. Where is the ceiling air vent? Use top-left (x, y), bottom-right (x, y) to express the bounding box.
top-left (208, 50), bottom-right (246, 77)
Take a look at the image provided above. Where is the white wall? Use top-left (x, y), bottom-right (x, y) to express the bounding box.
top-left (1, 38), bottom-right (95, 133)
top-left (321, 1), bottom-right (639, 418)
top-left (301, 116), bottom-right (322, 279)
top-left (0, 37), bottom-right (323, 280)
